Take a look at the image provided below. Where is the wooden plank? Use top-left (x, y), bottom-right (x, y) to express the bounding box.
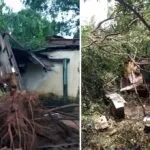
top-left (3, 35), bottom-right (23, 89)
top-left (0, 35), bottom-right (12, 75)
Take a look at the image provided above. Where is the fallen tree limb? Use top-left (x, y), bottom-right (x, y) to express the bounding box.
top-left (48, 104), bottom-right (79, 112)
top-left (55, 111), bottom-right (79, 118)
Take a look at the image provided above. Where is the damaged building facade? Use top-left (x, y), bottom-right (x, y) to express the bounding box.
top-left (0, 33), bottom-right (80, 99)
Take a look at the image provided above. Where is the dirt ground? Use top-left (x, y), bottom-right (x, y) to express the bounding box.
top-left (82, 93), bottom-right (150, 150)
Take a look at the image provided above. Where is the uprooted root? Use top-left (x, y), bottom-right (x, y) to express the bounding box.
top-left (0, 90), bottom-right (78, 150)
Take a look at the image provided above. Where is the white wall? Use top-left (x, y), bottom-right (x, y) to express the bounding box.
top-left (22, 50), bottom-right (79, 97)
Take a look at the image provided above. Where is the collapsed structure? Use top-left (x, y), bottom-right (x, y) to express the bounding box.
top-left (0, 33), bottom-right (79, 150)
top-left (0, 33), bottom-right (80, 99)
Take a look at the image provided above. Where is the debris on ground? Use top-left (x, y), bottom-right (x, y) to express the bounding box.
top-left (82, 57), bottom-right (150, 149)
top-left (0, 90), bottom-right (79, 150)
top-left (143, 114), bottom-right (150, 133)
top-left (106, 93), bottom-right (126, 119)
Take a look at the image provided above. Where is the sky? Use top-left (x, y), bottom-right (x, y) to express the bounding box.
top-left (81, 0), bottom-right (108, 25)
top-left (4, 0), bottom-right (24, 12)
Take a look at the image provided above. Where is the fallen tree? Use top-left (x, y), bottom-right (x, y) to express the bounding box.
top-left (0, 89), bottom-right (79, 150)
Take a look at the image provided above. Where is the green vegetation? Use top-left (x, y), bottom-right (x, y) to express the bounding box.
top-left (82, 0), bottom-right (150, 115)
top-left (39, 93), bottom-right (79, 107)
top-left (0, 0), bottom-right (79, 49)
top-left (82, 0), bottom-right (150, 148)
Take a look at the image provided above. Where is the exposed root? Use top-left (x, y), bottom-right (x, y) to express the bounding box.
top-left (0, 90), bottom-right (78, 150)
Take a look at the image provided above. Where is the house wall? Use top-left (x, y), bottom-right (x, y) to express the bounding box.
top-left (22, 50), bottom-right (80, 97)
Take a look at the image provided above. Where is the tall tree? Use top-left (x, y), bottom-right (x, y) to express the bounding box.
top-left (22, 0), bottom-right (79, 37)
top-left (4, 9), bottom-right (58, 49)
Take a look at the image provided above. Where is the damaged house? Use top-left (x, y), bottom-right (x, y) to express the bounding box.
top-left (0, 33), bottom-right (80, 99)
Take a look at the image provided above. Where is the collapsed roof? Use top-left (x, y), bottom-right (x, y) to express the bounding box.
top-left (1, 33), bottom-right (79, 70)
top-left (0, 33), bottom-right (79, 89)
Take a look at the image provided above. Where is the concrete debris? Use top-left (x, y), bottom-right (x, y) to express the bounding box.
top-left (143, 114), bottom-right (150, 133)
top-left (94, 115), bottom-right (109, 130)
top-left (83, 115), bottom-right (109, 130)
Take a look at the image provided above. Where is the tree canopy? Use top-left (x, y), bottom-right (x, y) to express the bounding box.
top-left (0, 0), bottom-right (79, 49)
top-left (22, 0), bottom-right (79, 36)
top-left (4, 9), bottom-right (58, 49)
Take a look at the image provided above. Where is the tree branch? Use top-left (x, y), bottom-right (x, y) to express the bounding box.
top-left (92, 13), bottom-right (114, 33)
top-left (82, 40), bottom-right (97, 48)
top-left (116, 0), bottom-right (150, 31)
top-left (97, 32), bottom-right (120, 43)
top-left (47, 104), bottom-right (79, 112)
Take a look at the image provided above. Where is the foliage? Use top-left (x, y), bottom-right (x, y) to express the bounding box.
top-left (22, 0), bottom-right (79, 37)
top-left (1, 0), bottom-right (79, 49)
top-left (3, 9), bottom-right (58, 49)
top-left (0, 0), bottom-right (10, 32)
top-left (0, 1), bottom-right (65, 49)
top-left (113, 0), bottom-right (150, 31)
top-left (39, 92), bottom-right (79, 107)
top-left (82, 0), bottom-right (150, 113)
top-left (82, 0), bottom-right (150, 148)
